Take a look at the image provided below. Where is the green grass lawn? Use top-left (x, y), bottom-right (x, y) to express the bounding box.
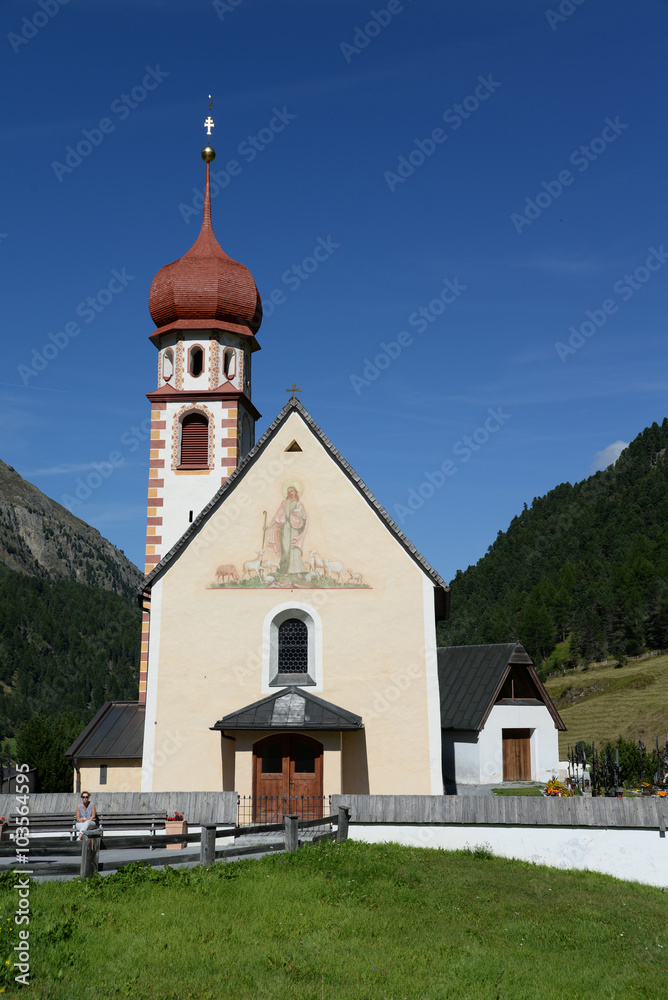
top-left (543, 652), bottom-right (668, 755)
top-left (1, 841), bottom-right (666, 999)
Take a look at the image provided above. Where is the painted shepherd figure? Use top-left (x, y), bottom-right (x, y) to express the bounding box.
top-left (266, 481), bottom-right (308, 575)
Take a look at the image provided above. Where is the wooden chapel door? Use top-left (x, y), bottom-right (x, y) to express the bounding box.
top-left (253, 734), bottom-right (323, 821)
top-left (502, 729), bottom-right (531, 781)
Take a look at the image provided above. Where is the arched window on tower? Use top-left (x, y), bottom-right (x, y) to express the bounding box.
top-left (189, 345), bottom-right (204, 378)
top-left (179, 412), bottom-right (209, 468)
top-left (162, 348), bottom-right (174, 381)
top-left (223, 348), bottom-right (236, 380)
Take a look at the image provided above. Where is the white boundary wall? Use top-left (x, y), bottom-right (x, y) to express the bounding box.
top-left (348, 823), bottom-right (668, 888)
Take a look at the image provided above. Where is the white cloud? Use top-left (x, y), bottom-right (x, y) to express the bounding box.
top-left (590, 440), bottom-right (629, 474)
top-left (23, 463), bottom-right (102, 476)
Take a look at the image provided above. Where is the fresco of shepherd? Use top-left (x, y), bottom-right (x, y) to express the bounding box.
top-left (266, 481), bottom-right (308, 575)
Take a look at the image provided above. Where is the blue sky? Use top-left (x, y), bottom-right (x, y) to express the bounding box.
top-left (1, 0), bottom-right (667, 583)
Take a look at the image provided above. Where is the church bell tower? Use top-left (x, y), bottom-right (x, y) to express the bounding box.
top-left (143, 125), bottom-right (263, 577)
top-left (138, 116), bottom-right (263, 704)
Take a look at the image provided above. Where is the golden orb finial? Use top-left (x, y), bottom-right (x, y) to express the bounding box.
top-left (201, 146), bottom-right (216, 162)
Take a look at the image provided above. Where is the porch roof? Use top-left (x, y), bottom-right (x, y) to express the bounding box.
top-left (211, 688), bottom-right (364, 731)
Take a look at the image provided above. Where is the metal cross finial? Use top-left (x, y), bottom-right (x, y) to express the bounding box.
top-left (286, 382), bottom-right (302, 401)
top-left (204, 95), bottom-right (215, 136)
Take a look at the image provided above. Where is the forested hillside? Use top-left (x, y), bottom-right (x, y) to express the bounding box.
top-left (437, 419), bottom-right (668, 668)
top-left (0, 563), bottom-right (140, 737)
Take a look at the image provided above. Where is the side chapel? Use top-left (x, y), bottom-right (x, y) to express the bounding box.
top-left (67, 129), bottom-right (564, 803)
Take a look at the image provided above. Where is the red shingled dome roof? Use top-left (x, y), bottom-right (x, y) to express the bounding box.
top-left (148, 163), bottom-right (262, 336)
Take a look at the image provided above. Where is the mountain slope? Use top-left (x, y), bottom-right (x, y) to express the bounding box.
top-left (437, 419), bottom-right (668, 667)
top-left (0, 459), bottom-right (141, 598)
top-left (0, 561), bottom-right (140, 735)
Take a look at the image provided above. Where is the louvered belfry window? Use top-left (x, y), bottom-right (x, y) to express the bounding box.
top-left (277, 618), bottom-right (308, 673)
top-left (179, 412), bottom-right (209, 468)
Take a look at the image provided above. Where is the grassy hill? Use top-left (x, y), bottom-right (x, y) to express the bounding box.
top-left (5, 841), bottom-right (665, 999)
top-left (543, 651), bottom-right (668, 757)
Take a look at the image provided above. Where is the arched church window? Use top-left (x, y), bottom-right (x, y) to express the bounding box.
top-left (162, 348), bottom-right (174, 381)
top-left (268, 608), bottom-right (316, 686)
top-left (277, 618), bottom-right (308, 674)
top-left (223, 348), bottom-right (236, 380)
top-left (179, 412), bottom-right (209, 468)
top-left (189, 345), bottom-right (204, 377)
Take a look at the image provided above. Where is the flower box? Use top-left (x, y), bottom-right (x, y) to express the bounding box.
top-left (165, 818), bottom-right (187, 850)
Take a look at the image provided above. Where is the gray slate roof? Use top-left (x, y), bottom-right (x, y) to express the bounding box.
top-left (140, 398), bottom-right (448, 592)
top-left (437, 642), bottom-right (566, 731)
top-left (65, 701), bottom-right (145, 759)
top-left (211, 687), bottom-right (364, 731)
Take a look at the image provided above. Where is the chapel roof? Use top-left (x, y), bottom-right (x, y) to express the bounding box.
top-left (139, 397), bottom-right (450, 602)
top-left (437, 642), bottom-right (566, 731)
top-left (148, 160), bottom-right (262, 339)
top-left (65, 701), bottom-right (145, 759)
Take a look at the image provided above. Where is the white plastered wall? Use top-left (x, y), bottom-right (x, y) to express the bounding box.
top-left (444, 704), bottom-right (560, 785)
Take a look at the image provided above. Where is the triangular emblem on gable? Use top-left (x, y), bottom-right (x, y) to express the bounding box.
top-left (285, 440), bottom-right (302, 452)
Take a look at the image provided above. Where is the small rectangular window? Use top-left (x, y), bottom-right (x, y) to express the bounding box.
top-left (99, 765), bottom-right (107, 785)
top-left (261, 743), bottom-right (283, 774)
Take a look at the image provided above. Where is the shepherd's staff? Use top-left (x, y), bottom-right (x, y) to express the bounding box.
top-left (261, 510), bottom-right (268, 549)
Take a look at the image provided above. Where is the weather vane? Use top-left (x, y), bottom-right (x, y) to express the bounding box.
top-left (286, 383), bottom-right (302, 401)
top-left (204, 94), bottom-right (215, 137)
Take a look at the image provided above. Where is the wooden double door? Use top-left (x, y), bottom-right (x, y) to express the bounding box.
top-left (502, 729), bottom-right (532, 781)
top-left (253, 734), bottom-right (323, 821)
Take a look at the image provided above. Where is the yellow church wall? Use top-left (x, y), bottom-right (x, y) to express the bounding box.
top-left (145, 411), bottom-right (438, 796)
top-left (76, 760), bottom-right (143, 794)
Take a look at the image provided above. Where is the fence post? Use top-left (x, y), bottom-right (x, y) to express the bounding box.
top-left (284, 814), bottom-right (298, 852)
top-left (80, 830), bottom-right (102, 879)
top-left (200, 824), bottom-right (217, 864)
top-left (336, 806), bottom-right (350, 843)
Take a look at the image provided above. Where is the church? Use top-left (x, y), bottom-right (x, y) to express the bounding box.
top-left (67, 127), bottom-right (564, 806)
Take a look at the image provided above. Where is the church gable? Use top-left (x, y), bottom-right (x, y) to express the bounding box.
top-left (145, 400), bottom-right (447, 597)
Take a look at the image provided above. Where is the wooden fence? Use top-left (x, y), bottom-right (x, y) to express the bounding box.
top-left (331, 794), bottom-right (668, 832)
top-left (0, 807), bottom-right (351, 880)
top-left (0, 791), bottom-right (237, 825)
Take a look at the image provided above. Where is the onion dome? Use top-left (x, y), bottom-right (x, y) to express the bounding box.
top-left (149, 158), bottom-right (262, 337)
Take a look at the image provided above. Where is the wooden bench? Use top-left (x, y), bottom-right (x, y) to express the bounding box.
top-left (9, 811), bottom-right (169, 842)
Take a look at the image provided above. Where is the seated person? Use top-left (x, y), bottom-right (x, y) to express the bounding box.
top-left (75, 791), bottom-right (97, 839)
